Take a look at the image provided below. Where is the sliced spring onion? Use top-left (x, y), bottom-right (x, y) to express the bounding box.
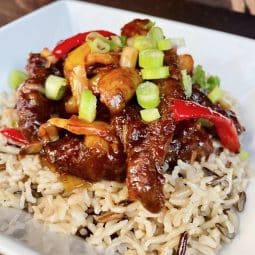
top-left (133, 36), bottom-right (154, 51)
top-left (141, 66), bottom-right (170, 80)
top-left (120, 36), bottom-right (127, 46)
top-left (139, 49), bottom-right (164, 68)
top-left (208, 86), bottom-right (224, 103)
top-left (207, 75), bottom-right (220, 91)
top-left (120, 46), bottom-right (139, 68)
top-left (79, 89), bottom-right (97, 123)
top-left (143, 20), bottom-right (155, 30)
top-left (181, 70), bottom-right (192, 98)
top-left (140, 108), bottom-right (161, 122)
top-left (239, 148), bottom-right (250, 161)
top-left (170, 37), bottom-right (186, 48)
top-left (110, 36), bottom-right (127, 49)
top-left (192, 65), bottom-right (207, 89)
top-left (89, 37), bottom-right (111, 53)
top-left (86, 32), bottom-right (104, 42)
top-left (148, 27), bottom-right (164, 43)
top-left (136, 82), bottom-right (160, 109)
top-left (197, 118), bottom-right (213, 127)
top-left (157, 38), bottom-right (172, 51)
top-left (8, 70), bottom-right (28, 90)
top-left (110, 36), bottom-right (122, 49)
top-left (45, 75), bottom-right (67, 100)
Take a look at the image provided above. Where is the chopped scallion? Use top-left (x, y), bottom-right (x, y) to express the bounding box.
top-left (120, 36), bottom-right (127, 46)
top-left (208, 86), bottom-right (224, 103)
top-left (181, 70), bottom-right (192, 98)
top-left (45, 75), bottom-right (67, 100)
top-left (133, 36), bottom-right (154, 51)
top-left (89, 37), bottom-right (111, 53)
top-left (136, 82), bottom-right (160, 109)
top-left (192, 65), bottom-right (207, 89)
top-left (157, 38), bottom-right (172, 51)
top-left (140, 108), bottom-right (161, 122)
top-left (239, 148), bottom-right (250, 161)
top-left (207, 75), bottom-right (220, 91)
top-left (143, 20), bottom-right (155, 30)
top-left (8, 70), bottom-right (28, 90)
top-left (141, 66), bottom-right (170, 80)
top-left (148, 27), bottom-right (164, 43)
top-left (79, 89), bottom-right (97, 123)
top-left (120, 46), bottom-right (139, 68)
top-left (139, 49), bottom-right (164, 68)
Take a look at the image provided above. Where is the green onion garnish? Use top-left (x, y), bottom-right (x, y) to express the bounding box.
top-left (141, 66), bottom-right (170, 80)
top-left (8, 70), bottom-right (28, 90)
top-left (239, 148), bottom-right (250, 161)
top-left (140, 108), bottom-right (161, 122)
top-left (45, 75), bottom-right (67, 100)
top-left (192, 65), bottom-right (207, 89)
top-left (79, 89), bottom-right (97, 123)
top-left (120, 46), bottom-right (139, 68)
top-left (120, 36), bottom-right (127, 46)
top-left (143, 20), bottom-right (155, 30)
top-left (89, 37), bottom-right (111, 53)
top-left (197, 118), bottom-right (213, 127)
top-left (181, 70), bottom-right (192, 98)
top-left (139, 49), bottom-right (164, 68)
top-left (207, 75), bottom-right (220, 92)
top-left (157, 38), bottom-right (172, 51)
top-left (136, 82), bottom-right (160, 109)
top-left (133, 36), bottom-right (154, 51)
top-left (148, 27), bottom-right (164, 43)
top-left (208, 86), bottom-right (224, 104)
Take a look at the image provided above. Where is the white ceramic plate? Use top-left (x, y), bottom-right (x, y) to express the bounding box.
top-left (0, 0), bottom-right (254, 254)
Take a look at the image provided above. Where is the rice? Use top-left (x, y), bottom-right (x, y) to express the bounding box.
top-left (0, 92), bottom-right (250, 255)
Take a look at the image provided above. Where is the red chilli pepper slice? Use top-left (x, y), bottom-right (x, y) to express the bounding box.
top-left (171, 99), bottom-right (240, 153)
top-left (52, 30), bottom-right (116, 58)
top-left (0, 128), bottom-right (29, 145)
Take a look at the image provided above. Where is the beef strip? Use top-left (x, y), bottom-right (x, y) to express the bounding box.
top-left (42, 133), bottom-right (126, 182)
top-left (166, 120), bottom-right (213, 170)
top-left (17, 54), bottom-right (64, 142)
top-left (17, 79), bottom-right (52, 142)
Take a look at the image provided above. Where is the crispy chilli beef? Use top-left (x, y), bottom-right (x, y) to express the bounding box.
top-left (16, 19), bottom-right (243, 213)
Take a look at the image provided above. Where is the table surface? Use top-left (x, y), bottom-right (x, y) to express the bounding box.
top-left (0, 0), bottom-right (255, 39)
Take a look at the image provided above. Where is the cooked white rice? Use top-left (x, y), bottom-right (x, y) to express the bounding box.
top-left (0, 92), bottom-right (250, 255)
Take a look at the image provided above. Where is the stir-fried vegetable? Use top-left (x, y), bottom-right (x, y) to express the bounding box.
top-left (148, 26), bottom-right (164, 43)
top-left (0, 128), bottom-right (29, 145)
top-left (79, 89), bottom-right (97, 123)
top-left (239, 148), bottom-right (250, 161)
top-left (141, 66), bottom-right (169, 79)
top-left (139, 49), bottom-right (164, 68)
top-left (52, 30), bottom-right (116, 58)
top-left (157, 38), bottom-right (172, 51)
top-left (45, 75), bottom-right (67, 100)
top-left (193, 65), bottom-right (221, 93)
top-left (120, 46), bottom-right (139, 68)
top-left (140, 108), bottom-right (161, 122)
top-left (171, 99), bottom-right (240, 152)
top-left (133, 36), bottom-right (154, 50)
top-left (136, 81), bottom-right (160, 109)
top-left (8, 70), bottom-right (27, 90)
top-left (89, 37), bottom-right (111, 53)
top-left (181, 70), bottom-right (192, 98)
top-left (208, 86), bottom-right (224, 103)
